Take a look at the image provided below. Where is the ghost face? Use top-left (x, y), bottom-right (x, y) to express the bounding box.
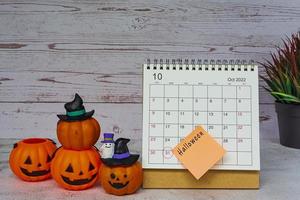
top-left (104, 143), bottom-right (113, 148)
top-left (100, 143), bottom-right (115, 158)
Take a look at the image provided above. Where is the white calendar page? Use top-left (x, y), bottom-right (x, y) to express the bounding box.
top-left (142, 62), bottom-right (260, 170)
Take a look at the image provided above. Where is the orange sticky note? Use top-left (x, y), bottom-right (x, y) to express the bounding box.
top-left (172, 126), bottom-right (226, 179)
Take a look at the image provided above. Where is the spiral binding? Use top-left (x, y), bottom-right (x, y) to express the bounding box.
top-left (146, 59), bottom-right (255, 71)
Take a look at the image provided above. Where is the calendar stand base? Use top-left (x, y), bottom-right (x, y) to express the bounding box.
top-left (143, 169), bottom-right (259, 189)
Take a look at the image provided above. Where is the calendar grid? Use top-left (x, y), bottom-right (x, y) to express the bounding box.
top-left (250, 85), bottom-right (253, 165)
top-left (192, 85), bottom-right (194, 138)
top-left (177, 84), bottom-right (180, 164)
top-left (149, 97), bottom-right (253, 100)
top-left (221, 84), bottom-right (224, 164)
top-left (148, 84), bottom-right (253, 166)
top-left (150, 110), bottom-right (252, 113)
top-left (148, 84), bottom-right (151, 163)
top-left (235, 86), bottom-right (238, 165)
top-left (162, 84), bottom-right (165, 164)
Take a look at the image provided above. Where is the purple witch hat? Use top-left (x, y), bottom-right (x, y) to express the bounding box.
top-left (101, 138), bottom-right (139, 166)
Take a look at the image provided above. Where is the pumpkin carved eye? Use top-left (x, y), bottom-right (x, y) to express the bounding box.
top-left (24, 156), bottom-right (32, 164)
top-left (88, 162), bottom-right (95, 171)
top-left (124, 174), bottom-right (127, 178)
top-left (66, 164), bottom-right (73, 172)
top-left (110, 173), bottom-right (116, 179)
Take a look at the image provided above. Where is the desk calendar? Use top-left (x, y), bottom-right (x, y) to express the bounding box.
top-left (142, 59), bottom-right (260, 172)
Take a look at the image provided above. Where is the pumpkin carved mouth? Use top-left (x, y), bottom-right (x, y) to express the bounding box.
top-left (61, 173), bottom-right (97, 185)
top-left (109, 181), bottom-right (129, 189)
top-left (20, 167), bottom-right (50, 177)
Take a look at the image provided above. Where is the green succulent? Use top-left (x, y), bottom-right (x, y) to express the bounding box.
top-left (261, 32), bottom-right (300, 104)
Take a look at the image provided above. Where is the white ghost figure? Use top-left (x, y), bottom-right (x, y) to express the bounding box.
top-left (100, 142), bottom-right (115, 158)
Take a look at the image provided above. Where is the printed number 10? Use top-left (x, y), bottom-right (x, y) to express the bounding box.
top-left (153, 73), bottom-right (162, 80)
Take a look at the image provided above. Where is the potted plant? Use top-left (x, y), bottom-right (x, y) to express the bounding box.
top-left (261, 32), bottom-right (300, 149)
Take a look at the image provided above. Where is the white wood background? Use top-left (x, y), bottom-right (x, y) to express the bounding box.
top-left (0, 0), bottom-right (300, 140)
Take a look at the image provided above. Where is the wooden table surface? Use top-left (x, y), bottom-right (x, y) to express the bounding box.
top-left (1, 0), bottom-right (300, 199)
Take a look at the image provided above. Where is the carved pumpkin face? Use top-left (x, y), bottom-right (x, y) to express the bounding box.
top-left (99, 162), bottom-right (143, 195)
top-left (9, 138), bottom-right (57, 181)
top-left (51, 147), bottom-right (101, 190)
top-left (57, 118), bottom-right (101, 150)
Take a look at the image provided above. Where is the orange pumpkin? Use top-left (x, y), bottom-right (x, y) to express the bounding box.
top-left (99, 162), bottom-right (143, 195)
top-left (9, 138), bottom-right (57, 182)
top-left (57, 117), bottom-right (100, 150)
top-left (51, 147), bottom-right (101, 190)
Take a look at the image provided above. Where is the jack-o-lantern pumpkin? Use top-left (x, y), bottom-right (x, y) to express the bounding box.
top-left (9, 138), bottom-right (57, 182)
top-left (51, 147), bottom-right (101, 190)
top-left (57, 118), bottom-right (100, 150)
top-left (99, 162), bottom-right (143, 196)
top-left (57, 93), bottom-right (101, 150)
top-left (99, 138), bottom-right (142, 196)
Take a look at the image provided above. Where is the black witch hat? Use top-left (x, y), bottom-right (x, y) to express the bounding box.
top-left (101, 138), bottom-right (139, 166)
top-left (57, 93), bottom-right (94, 121)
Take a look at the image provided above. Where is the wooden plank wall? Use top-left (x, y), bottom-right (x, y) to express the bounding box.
top-left (0, 0), bottom-right (300, 142)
